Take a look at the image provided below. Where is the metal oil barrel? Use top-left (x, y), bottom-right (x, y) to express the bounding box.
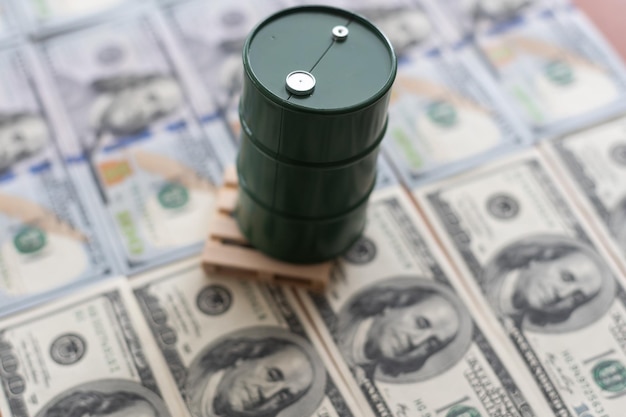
top-left (236, 5), bottom-right (396, 263)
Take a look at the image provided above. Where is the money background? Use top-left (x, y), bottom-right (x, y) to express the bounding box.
top-left (298, 185), bottom-right (553, 416)
top-left (1, 0), bottom-right (626, 416)
top-left (131, 257), bottom-right (364, 417)
top-left (416, 149), bottom-right (626, 416)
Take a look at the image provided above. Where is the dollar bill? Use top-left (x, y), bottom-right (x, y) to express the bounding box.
top-left (0, 0), bottom-right (15, 39)
top-left (435, 0), bottom-right (626, 137)
top-left (34, 12), bottom-right (234, 273)
top-left (417, 148), bottom-right (626, 416)
top-left (0, 277), bottom-right (183, 417)
top-left (12, 0), bottom-right (147, 34)
top-left (132, 259), bottom-right (364, 417)
top-left (430, 0), bottom-right (556, 38)
top-left (297, 185), bottom-right (552, 417)
top-left (383, 46), bottom-right (529, 188)
top-left (0, 44), bottom-right (113, 316)
top-left (542, 114), bottom-right (626, 274)
top-left (164, 0), bottom-right (287, 135)
top-left (375, 155), bottom-right (398, 190)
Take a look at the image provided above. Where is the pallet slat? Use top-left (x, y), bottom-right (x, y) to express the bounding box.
top-left (202, 168), bottom-right (330, 291)
top-left (209, 214), bottom-right (247, 244)
top-left (216, 187), bottom-right (238, 214)
top-left (222, 165), bottom-right (239, 186)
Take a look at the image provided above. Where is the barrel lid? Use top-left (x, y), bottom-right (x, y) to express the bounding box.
top-left (243, 6), bottom-right (396, 113)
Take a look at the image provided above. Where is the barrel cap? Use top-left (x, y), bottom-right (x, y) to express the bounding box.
top-left (241, 5), bottom-right (397, 163)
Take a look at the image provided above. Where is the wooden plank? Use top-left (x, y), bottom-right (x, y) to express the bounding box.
top-left (209, 213), bottom-right (247, 245)
top-left (216, 187), bottom-right (238, 214)
top-left (202, 170), bottom-right (331, 291)
top-left (202, 241), bottom-right (329, 292)
top-left (223, 165), bottom-right (239, 187)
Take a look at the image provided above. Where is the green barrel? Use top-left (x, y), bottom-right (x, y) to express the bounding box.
top-left (236, 5), bottom-right (396, 263)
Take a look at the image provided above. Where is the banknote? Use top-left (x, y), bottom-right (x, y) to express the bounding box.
top-left (437, 0), bottom-right (626, 138)
top-left (297, 185), bottom-right (552, 417)
top-left (0, 277), bottom-right (184, 417)
top-left (34, 12), bottom-right (233, 273)
top-left (542, 114), bottom-right (626, 274)
top-left (164, 0), bottom-right (287, 134)
top-left (12, 0), bottom-right (145, 34)
top-left (0, 44), bottom-right (62, 174)
top-left (383, 47), bottom-right (529, 188)
top-left (132, 258), bottom-right (364, 417)
top-left (431, 0), bottom-right (555, 38)
top-left (0, 0), bottom-right (15, 38)
top-left (375, 155), bottom-right (398, 190)
top-left (0, 44), bottom-right (113, 316)
top-left (417, 148), bottom-right (626, 416)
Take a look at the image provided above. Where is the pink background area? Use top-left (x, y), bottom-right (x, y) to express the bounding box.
top-left (575, 0), bottom-right (626, 60)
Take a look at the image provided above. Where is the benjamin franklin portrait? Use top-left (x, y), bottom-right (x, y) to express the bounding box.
top-left (88, 73), bottom-right (183, 137)
top-left (58, 72), bottom-right (184, 151)
top-left (184, 327), bottom-right (326, 417)
top-left (482, 235), bottom-right (616, 332)
top-left (35, 380), bottom-right (171, 417)
top-left (336, 277), bottom-right (473, 383)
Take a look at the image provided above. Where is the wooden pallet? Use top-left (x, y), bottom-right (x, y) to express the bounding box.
top-left (201, 166), bottom-right (331, 291)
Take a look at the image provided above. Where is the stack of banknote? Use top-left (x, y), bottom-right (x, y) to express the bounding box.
top-left (2, 0), bottom-right (626, 415)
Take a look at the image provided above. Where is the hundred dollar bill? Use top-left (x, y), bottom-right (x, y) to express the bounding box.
top-left (298, 185), bottom-right (552, 417)
top-left (0, 44), bottom-right (112, 316)
top-left (0, 278), bottom-right (184, 417)
top-left (417, 148), bottom-right (626, 416)
top-left (34, 12), bottom-right (234, 273)
top-left (542, 115), bottom-right (626, 274)
top-left (431, 0), bottom-right (556, 38)
top-left (12, 0), bottom-right (148, 34)
top-left (132, 258), bottom-right (364, 417)
top-left (435, 0), bottom-right (626, 137)
top-left (375, 155), bottom-right (398, 190)
top-left (164, 0), bottom-right (287, 134)
top-left (0, 0), bottom-right (15, 39)
top-left (383, 47), bottom-right (529, 187)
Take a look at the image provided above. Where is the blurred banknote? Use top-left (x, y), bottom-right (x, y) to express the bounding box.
top-left (417, 148), bottom-right (626, 415)
top-left (13, 0), bottom-right (143, 33)
top-left (165, 0), bottom-right (286, 133)
top-left (0, 44), bottom-right (112, 316)
top-left (544, 115), bottom-right (626, 273)
top-left (298, 185), bottom-right (552, 417)
top-left (0, 278), bottom-right (182, 417)
top-left (433, 0), bottom-right (554, 36)
top-left (0, 0), bottom-right (15, 38)
top-left (132, 259), bottom-right (363, 417)
top-left (375, 154), bottom-right (399, 190)
top-left (435, 0), bottom-right (626, 137)
top-left (384, 47), bottom-right (529, 187)
top-left (35, 12), bottom-right (233, 273)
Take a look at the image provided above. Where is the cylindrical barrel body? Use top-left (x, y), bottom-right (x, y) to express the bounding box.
top-left (237, 5), bottom-right (396, 263)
